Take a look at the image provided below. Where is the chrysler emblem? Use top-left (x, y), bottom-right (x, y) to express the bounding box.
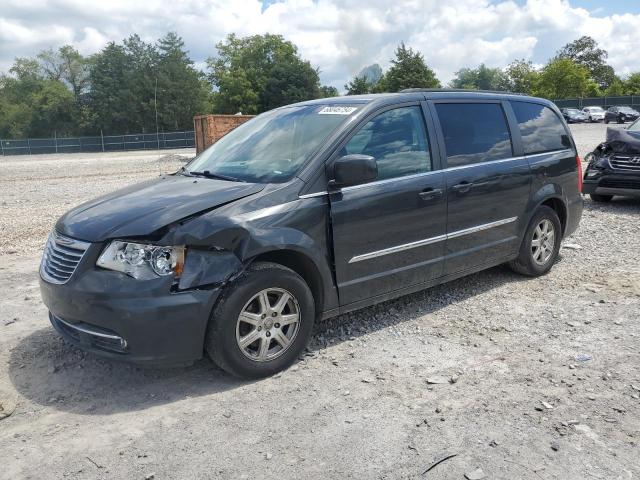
top-left (630, 157), bottom-right (640, 164)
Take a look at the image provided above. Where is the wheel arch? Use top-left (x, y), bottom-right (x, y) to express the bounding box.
top-left (248, 249), bottom-right (327, 320)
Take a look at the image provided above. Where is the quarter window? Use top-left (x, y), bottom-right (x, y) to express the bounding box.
top-left (511, 102), bottom-right (570, 155)
top-left (344, 106), bottom-right (431, 180)
top-left (435, 103), bottom-right (513, 168)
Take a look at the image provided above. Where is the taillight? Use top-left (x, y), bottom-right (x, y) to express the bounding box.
top-left (576, 155), bottom-right (583, 192)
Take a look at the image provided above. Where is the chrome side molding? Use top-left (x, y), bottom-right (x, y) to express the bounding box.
top-left (349, 216), bottom-right (518, 263)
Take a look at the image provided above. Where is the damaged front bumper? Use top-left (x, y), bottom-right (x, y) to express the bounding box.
top-left (40, 242), bottom-right (224, 365)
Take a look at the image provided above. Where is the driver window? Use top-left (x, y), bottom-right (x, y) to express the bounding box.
top-left (344, 106), bottom-right (432, 180)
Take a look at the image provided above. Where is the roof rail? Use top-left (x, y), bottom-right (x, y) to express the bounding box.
top-left (400, 88), bottom-right (527, 96)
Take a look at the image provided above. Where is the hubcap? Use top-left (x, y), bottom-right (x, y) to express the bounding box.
top-left (235, 288), bottom-right (300, 362)
top-left (531, 219), bottom-right (556, 266)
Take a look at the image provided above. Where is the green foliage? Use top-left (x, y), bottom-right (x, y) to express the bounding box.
top-left (450, 64), bottom-right (507, 90)
top-left (358, 64), bottom-right (383, 84)
top-left (535, 58), bottom-right (589, 99)
top-left (377, 43), bottom-right (440, 92)
top-left (344, 75), bottom-right (372, 95)
top-left (624, 73), bottom-right (640, 95)
top-left (319, 85), bottom-right (339, 98)
top-left (604, 78), bottom-right (624, 96)
top-left (502, 59), bottom-right (539, 94)
top-left (556, 36), bottom-right (616, 89)
top-left (207, 34), bottom-right (321, 114)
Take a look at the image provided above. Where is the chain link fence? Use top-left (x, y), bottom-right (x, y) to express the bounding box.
top-left (553, 95), bottom-right (640, 109)
top-left (0, 130), bottom-right (195, 156)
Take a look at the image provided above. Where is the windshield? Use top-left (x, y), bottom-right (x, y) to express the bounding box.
top-left (629, 119), bottom-right (640, 132)
top-left (619, 107), bottom-right (637, 113)
top-left (586, 107), bottom-right (604, 113)
top-left (566, 109), bottom-right (581, 114)
top-left (186, 104), bottom-right (358, 183)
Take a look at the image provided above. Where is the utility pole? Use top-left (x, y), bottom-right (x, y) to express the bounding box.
top-left (154, 77), bottom-right (160, 150)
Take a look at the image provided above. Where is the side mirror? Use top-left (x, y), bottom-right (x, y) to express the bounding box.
top-left (331, 154), bottom-right (378, 188)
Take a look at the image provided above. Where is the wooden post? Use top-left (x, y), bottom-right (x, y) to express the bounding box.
top-left (100, 129), bottom-right (105, 152)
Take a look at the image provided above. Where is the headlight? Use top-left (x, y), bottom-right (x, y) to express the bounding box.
top-left (97, 241), bottom-right (185, 280)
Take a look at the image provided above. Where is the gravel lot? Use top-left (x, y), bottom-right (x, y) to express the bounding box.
top-left (1, 124), bottom-right (639, 479)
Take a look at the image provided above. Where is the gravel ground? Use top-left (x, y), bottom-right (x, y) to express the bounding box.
top-left (1, 125), bottom-right (639, 479)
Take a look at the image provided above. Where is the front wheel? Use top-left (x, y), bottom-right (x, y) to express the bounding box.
top-left (205, 262), bottom-right (315, 379)
top-left (509, 206), bottom-right (561, 277)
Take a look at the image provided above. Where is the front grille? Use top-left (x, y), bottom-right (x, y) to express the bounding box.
top-left (609, 155), bottom-right (640, 171)
top-left (600, 178), bottom-right (640, 190)
top-left (40, 231), bottom-right (90, 284)
top-left (51, 314), bottom-right (128, 354)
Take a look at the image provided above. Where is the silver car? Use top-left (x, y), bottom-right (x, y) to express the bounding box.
top-left (582, 106), bottom-right (606, 122)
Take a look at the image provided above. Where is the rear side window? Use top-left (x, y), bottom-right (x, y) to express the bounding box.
top-left (344, 106), bottom-right (432, 180)
top-left (435, 103), bottom-right (513, 168)
top-left (512, 102), bottom-right (570, 155)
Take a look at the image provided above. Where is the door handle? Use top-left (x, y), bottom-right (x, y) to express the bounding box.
top-left (418, 188), bottom-right (443, 200)
top-left (451, 182), bottom-right (474, 194)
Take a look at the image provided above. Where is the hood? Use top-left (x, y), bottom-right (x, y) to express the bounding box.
top-left (56, 174), bottom-right (265, 242)
top-left (604, 127), bottom-right (640, 154)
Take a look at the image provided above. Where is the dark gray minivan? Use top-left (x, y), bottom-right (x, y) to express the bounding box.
top-left (40, 90), bottom-right (583, 378)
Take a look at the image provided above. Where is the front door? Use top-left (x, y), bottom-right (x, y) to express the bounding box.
top-left (329, 104), bottom-right (447, 306)
top-left (432, 101), bottom-right (531, 275)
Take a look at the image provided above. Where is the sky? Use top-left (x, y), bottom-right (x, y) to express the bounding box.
top-left (1, 0), bottom-right (639, 90)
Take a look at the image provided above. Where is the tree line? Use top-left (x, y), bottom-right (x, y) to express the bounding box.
top-left (346, 36), bottom-right (640, 99)
top-left (1, 33), bottom-right (639, 139)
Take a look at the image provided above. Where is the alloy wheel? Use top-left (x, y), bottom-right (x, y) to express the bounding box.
top-left (235, 288), bottom-right (300, 362)
top-left (531, 219), bottom-right (555, 266)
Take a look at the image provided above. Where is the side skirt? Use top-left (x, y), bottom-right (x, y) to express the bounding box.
top-left (320, 254), bottom-right (517, 320)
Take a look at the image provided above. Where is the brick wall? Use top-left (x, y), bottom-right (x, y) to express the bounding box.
top-left (193, 114), bottom-right (255, 153)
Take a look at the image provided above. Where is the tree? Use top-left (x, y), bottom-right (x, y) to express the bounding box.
top-left (156, 32), bottom-right (209, 130)
top-left (87, 42), bottom-right (132, 133)
top-left (604, 78), bottom-right (624, 96)
top-left (377, 43), bottom-right (440, 92)
top-left (358, 64), bottom-right (383, 85)
top-left (344, 75), bottom-right (371, 95)
top-left (535, 58), bottom-right (589, 99)
top-left (37, 46), bottom-right (88, 101)
top-left (319, 85), bottom-right (339, 97)
top-left (502, 59), bottom-right (539, 94)
top-left (624, 73), bottom-right (640, 95)
top-left (556, 36), bottom-right (615, 89)
top-left (207, 33), bottom-right (322, 114)
top-left (449, 64), bottom-right (507, 90)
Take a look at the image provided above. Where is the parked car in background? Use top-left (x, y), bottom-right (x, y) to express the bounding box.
top-left (604, 106), bottom-right (640, 124)
top-left (582, 106), bottom-right (606, 122)
top-left (40, 90), bottom-right (583, 378)
top-left (583, 119), bottom-right (640, 202)
top-left (561, 108), bottom-right (588, 123)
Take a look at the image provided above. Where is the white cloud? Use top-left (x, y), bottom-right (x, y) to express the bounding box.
top-left (1, 0), bottom-right (639, 88)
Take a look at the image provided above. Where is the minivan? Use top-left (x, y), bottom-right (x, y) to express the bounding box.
top-left (40, 90), bottom-right (583, 378)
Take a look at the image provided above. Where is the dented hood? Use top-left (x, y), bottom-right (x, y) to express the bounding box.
top-left (56, 175), bottom-right (264, 242)
top-left (605, 127), bottom-right (640, 154)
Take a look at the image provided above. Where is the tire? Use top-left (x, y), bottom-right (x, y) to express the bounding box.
top-left (590, 194), bottom-right (613, 202)
top-left (205, 262), bottom-right (315, 379)
top-left (604, 118), bottom-right (609, 124)
top-left (509, 206), bottom-right (562, 277)
top-left (617, 117), bottom-right (624, 124)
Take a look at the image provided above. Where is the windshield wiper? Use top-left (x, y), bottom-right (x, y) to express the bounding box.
top-left (188, 170), bottom-right (243, 182)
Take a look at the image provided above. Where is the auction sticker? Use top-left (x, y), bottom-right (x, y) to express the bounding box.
top-left (318, 106), bottom-right (358, 115)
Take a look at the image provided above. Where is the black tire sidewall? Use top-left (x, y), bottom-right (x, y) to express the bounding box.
top-left (518, 207), bottom-right (562, 276)
top-left (207, 265), bottom-right (315, 379)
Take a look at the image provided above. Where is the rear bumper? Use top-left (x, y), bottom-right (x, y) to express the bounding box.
top-left (40, 269), bottom-right (221, 366)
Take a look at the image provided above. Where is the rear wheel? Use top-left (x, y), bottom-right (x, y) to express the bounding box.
top-left (590, 194), bottom-right (613, 202)
top-left (205, 262), bottom-right (315, 379)
top-left (509, 206), bottom-right (561, 277)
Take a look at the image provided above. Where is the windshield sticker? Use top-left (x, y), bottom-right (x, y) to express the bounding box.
top-left (318, 106), bottom-right (358, 115)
